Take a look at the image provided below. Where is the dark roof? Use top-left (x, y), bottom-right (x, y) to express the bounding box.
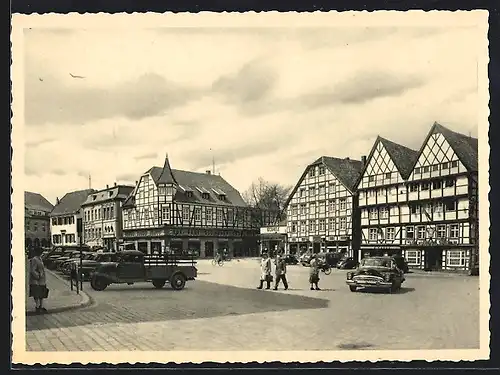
top-left (81, 185), bottom-right (135, 206)
top-left (157, 155), bottom-right (178, 185)
top-left (123, 166), bottom-right (248, 208)
top-left (25, 191), bottom-right (54, 212)
top-left (51, 189), bottom-right (96, 216)
top-left (430, 122), bottom-right (478, 172)
top-left (318, 156), bottom-right (363, 192)
top-left (378, 137), bottom-right (419, 178)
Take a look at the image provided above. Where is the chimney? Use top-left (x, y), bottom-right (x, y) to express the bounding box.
top-left (345, 157), bottom-right (350, 161)
top-left (114, 182), bottom-right (117, 187)
top-left (361, 155), bottom-right (367, 166)
top-left (56, 197), bottom-right (60, 205)
top-left (206, 170), bottom-right (211, 175)
top-left (106, 184), bottom-right (109, 189)
top-left (135, 181), bottom-right (138, 185)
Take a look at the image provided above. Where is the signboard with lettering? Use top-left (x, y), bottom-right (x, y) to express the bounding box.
top-left (260, 226), bottom-right (287, 235)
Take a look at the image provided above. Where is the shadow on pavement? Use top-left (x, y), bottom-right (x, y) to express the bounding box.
top-left (356, 287), bottom-right (416, 294)
top-left (26, 280), bottom-right (330, 332)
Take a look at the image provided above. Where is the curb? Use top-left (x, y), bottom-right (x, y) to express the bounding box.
top-left (26, 270), bottom-right (95, 316)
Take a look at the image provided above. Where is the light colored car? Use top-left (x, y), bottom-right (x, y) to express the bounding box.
top-left (346, 256), bottom-right (405, 293)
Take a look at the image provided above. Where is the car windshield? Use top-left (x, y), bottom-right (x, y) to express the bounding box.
top-left (361, 258), bottom-right (391, 268)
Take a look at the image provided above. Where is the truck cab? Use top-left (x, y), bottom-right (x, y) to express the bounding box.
top-left (90, 250), bottom-right (197, 291)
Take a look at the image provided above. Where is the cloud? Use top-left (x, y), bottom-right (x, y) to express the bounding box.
top-left (134, 152), bottom-right (158, 161)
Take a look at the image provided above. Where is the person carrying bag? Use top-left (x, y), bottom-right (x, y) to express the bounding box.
top-left (257, 252), bottom-right (273, 290)
top-left (29, 247), bottom-right (49, 313)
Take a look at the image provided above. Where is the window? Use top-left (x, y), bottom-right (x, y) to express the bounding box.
top-left (158, 187), bottom-right (166, 195)
top-left (309, 187), bottom-right (316, 197)
top-left (385, 172), bottom-right (392, 179)
top-left (328, 218), bottom-right (334, 231)
top-left (414, 167), bottom-right (421, 174)
top-left (194, 207), bottom-right (201, 221)
top-left (447, 250), bottom-right (466, 266)
top-left (309, 220), bottom-right (316, 232)
top-left (432, 164), bottom-right (439, 172)
top-left (217, 209), bottom-right (223, 223)
top-left (423, 166), bottom-right (430, 173)
top-left (379, 207), bottom-right (388, 219)
top-left (437, 225), bottom-right (446, 238)
top-left (368, 189), bottom-right (376, 197)
top-left (318, 166), bottom-right (325, 175)
top-left (416, 226), bottom-right (426, 239)
top-left (421, 182), bottom-right (430, 190)
top-left (309, 168), bottom-right (316, 178)
top-left (445, 200), bottom-right (457, 211)
top-left (451, 160), bottom-right (459, 168)
top-left (445, 178), bottom-right (454, 188)
top-left (300, 220), bottom-right (306, 233)
top-left (299, 189), bottom-right (306, 198)
top-left (309, 203), bottom-right (316, 215)
top-left (329, 182), bottom-right (336, 191)
top-left (339, 217), bottom-right (347, 230)
top-left (182, 206), bottom-right (190, 221)
top-left (378, 188), bottom-right (386, 196)
top-left (318, 201), bottom-right (326, 214)
top-left (410, 204), bottom-right (420, 215)
top-left (409, 183), bottom-right (418, 192)
top-left (318, 185), bottom-right (325, 195)
top-left (434, 202), bottom-right (444, 213)
top-left (385, 227), bottom-right (395, 240)
top-left (144, 208), bottom-right (150, 220)
top-left (300, 204), bottom-right (307, 215)
top-left (41, 223), bottom-right (45, 232)
top-left (319, 219), bottom-right (326, 231)
top-left (110, 207), bottom-right (114, 218)
top-left (368, 176), bottom-right (375, 182)
top-left (166, 186), bottom-right (174, 196)
top-left (202, 192), bottom-right (210, 200)
top-left (291, 222), bottom-right (297, 233)
top-left (405, 250), bottom-right (421, 266)
top-left (406, 226), bottom-right (414, 239)
top-left (205, 207), bottom-right (213, 221)
top-left (369, 208), bottom-right (378, 219)
top-left (369, 228), bottom-right (378, 241)
top-left (339, 198), bottom-right (347, 211)
top-left (432, 180), bottom-right (442, 190)
top-left (441, 162), bottom-right (449, 169)
top-left (450, 224), bottom-right (459, 238)
top-left (328, 200), bottom-right (335, 211)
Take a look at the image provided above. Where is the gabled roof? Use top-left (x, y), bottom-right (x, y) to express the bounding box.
top-left (284, 155), bottom-right (363, 210)
top-left (51, 189), bottom-right (96, 216)
top-left (123, 167), bottom-right (248, 208)
top-left (81, 185), bottom-right (135, 206)
top-left (411, 122), bottom-right (478, 172)
top-left (25, 191), bottom-right (54, 212)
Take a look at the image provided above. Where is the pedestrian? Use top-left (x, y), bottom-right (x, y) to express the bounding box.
top-left (29, 247), bottom-right (49, 313)
top-left (273, 254), bottom-right (288, 290)
top-left (309, 254), bottom-right (321, 291)
top-left (257, 252), bottom-right (272, 290)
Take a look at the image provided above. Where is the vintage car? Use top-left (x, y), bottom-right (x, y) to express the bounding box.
top-left (77, 252), bottom-right (119, 281)
top-left (61, 252), bottom-right (95, 275)
top-left (89, 250), bottom-right (197, 291)
top-left (346, 256), bottom-right (405, 293)
top-left (283, 254), bottom-right (299, 265)
top-left (336, 257), bottom-right (358, 270)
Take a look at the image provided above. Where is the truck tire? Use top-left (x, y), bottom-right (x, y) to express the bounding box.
top-left (170, 272), bottom-right (186, 290)
top-left (90, 275), bottom-right (108, 291)
top-left (152, 279), bottom-right (166, 289)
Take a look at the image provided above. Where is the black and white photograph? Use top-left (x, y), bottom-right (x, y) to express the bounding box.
top-left (11, 11), bottom-right (490, 364)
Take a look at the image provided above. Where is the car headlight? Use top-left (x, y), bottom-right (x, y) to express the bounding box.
top-left (346, 272), bottom-right (353, 280)
top-left (384, 273), bottom-right (392, 282)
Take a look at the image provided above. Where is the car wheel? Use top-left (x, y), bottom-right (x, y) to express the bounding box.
top-left (152, 279), bottom-right (166, 289)
top-left (323, 267), bottom-right (332, 275)
top-left (90, 276), bottom-right (108, 291)
top-left (170, 272), bottom-right (186, 290)
top-left (349, 285), bottom-right (357, 292)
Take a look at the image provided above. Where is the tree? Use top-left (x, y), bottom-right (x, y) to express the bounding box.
top-left (242, 177), bottom-right (293, 223)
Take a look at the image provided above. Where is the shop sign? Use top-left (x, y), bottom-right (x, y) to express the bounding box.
top-left (125, 229), bottom-right (165, 238)
top-left (260, 226), bottom-right (286, 235)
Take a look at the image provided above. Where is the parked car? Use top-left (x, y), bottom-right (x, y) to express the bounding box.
top-left (346, 256), bottom-right (405, 293)
top-left (283, 254), bottom-right (299, 265)
top-left (61, 252), bottom-right (95, 275)
top-left (53, 250), bottom-right (81, 271)
top-left (318, 252), bottom-right (344, 267)
top-left (337, 257), bottom-right (358, 269)
top-left (391, 255), bottom-right (410, 273)
top-left (78, 252), bottom-right (119, 281)
top-left (45, 250), bottom-right (74, 270)
top-left (299, 253), bottom-right (313, 266)
top-left (90, 250), bottom-right (197, 291)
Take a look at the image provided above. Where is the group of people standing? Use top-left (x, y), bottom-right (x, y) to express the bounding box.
top-left (257, 252), bottom-right (322, 291)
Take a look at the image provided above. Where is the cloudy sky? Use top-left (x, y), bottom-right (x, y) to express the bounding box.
top-left (23, 24), bottom-right (481, 204)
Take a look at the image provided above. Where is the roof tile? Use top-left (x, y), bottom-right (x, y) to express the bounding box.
top-left (24, 191), bottom-right (54, 212)
top-left (51, 189), bottom-right (95, 216)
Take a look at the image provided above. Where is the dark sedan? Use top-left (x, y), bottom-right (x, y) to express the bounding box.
top-left (337, 257), bottom-right (358, 269)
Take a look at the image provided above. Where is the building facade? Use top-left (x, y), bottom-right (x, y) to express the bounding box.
top-left (25, 191), bottom-right (54, 250)
top-left (357, 122), bottom-right (478, 272)
top-left (284, 156), bottom-right (363, 257)
top-left (260, 221), bottom-right (287, 256)
top-left (121, 155), bottom-right (277, 258)
top-left (357, 137), bottom-right (419, 260)
top-left (81, 183), bottom-right (134, 251)
top-left (50, 189), bottom-right (95, 247)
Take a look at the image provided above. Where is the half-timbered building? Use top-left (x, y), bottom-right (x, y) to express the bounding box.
top-left (401, 122), bottom-right (478, 272)
top-left (357, 137), bottom-right (419, 261)
top-left (284, 156), bottom-right (364, 257)
top-left (121, 155), bottom-right (277, 258)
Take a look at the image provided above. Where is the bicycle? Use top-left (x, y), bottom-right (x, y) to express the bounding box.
top-left (211, 258), bottom-right (224, 267)
top-left (320, 263), bottom-right (332, 275)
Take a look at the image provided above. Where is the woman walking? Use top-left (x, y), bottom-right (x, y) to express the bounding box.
top-left (273, 254), bottom-right (288, 290)
top-left (29, 247), bottom-right (48, 314)
top-left (309, 254), bottom-right (321, 290)
top-left (257, 252), bottom-right (272, 290)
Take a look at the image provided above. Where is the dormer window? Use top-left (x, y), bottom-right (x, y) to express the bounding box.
top-left (219, 194), bottom-right (226, 201)
top-left (92, 195), bottom-right (97, 200)
top-left (202, 192), bottom-right (210, 200)
top-left (108, 191), bottom-right (113, 197)
top-left (186, 190), bottom-right (193, 198)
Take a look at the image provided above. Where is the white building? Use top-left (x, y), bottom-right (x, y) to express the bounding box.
top-left (284, 156), bottom-right (364, 257)
top-left (50, 188), bottom-right (95, 247)
top-left (357, 122), bottom-right (478, 272)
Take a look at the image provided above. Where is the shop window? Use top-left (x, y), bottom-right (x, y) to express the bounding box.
top-left (405, 250), bottom-right (421, 266)
top-left (446, 250), bottom-right (466, 266)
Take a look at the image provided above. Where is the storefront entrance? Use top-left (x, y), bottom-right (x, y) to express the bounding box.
top-left (205, 241), bottom-right (214, 258)
top-left (424, 248), bottom-right (442, 271)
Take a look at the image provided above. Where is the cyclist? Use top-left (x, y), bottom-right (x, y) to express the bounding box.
top-left (214, 249), bottom-right (223, 265)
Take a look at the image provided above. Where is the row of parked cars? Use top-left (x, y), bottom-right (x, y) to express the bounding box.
top-left (41, 246), bottom-right (119, 281)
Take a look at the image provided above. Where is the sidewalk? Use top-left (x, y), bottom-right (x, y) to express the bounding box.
top-left (25, 270), bottom-right (92, 316)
